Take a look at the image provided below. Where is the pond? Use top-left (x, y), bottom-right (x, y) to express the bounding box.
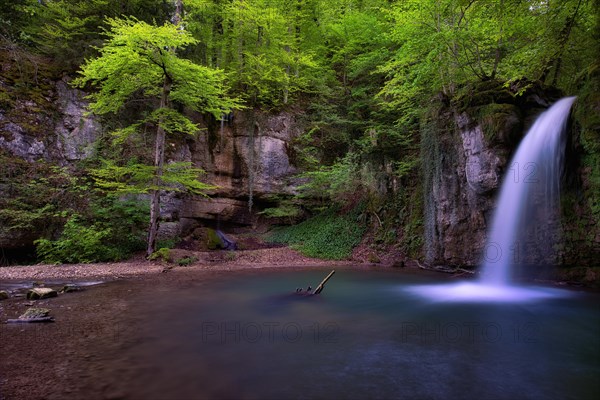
top-left (110, 268), bottom-right (599, 399)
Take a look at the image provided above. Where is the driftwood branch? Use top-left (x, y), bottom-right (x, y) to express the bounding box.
top-left (415, 260), bottom-right (475, 275)
top-left (314, 270), bottom-right (335, 294)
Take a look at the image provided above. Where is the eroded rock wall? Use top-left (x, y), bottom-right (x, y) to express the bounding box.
top-left (0, 79), bottom-right (99, 164)
top-left (178, 110), bottom-right (303, 234)
top-left (422, 82), bottom-right (568, 267)
top-left (1, 73), bottom-right (303, 249)
top-left (424, 81), bottom-right (600, 270)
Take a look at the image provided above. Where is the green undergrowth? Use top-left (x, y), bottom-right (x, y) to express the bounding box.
top-left (34, 196), bottom-right (149, 264)
top-left (266, 205), bottom-right (366, 260)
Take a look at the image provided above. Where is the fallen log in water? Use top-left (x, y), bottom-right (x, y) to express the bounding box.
top-left (6, 317), bottom-right (55, 323)
top-left (314, 270), bottom-right (335, 294)
top-left (295, 270), bottom-right (336, 296)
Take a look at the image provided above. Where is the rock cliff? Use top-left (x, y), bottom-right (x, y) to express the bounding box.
top-left (1, 75), bottom-right (304, 250)
top-left (423, 81), bottom-right (600, 269)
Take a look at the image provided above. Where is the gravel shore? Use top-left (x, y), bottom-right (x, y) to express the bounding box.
top-left (0, 247), bottom-right (356, 282)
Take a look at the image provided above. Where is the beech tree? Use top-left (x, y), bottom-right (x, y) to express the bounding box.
top-left (73, 17), bottom-right (239, 256)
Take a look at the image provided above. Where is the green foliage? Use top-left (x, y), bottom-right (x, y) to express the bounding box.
top-left (33, 196), bottom-right (149, 264)
top-left (177, 255), bottom-right (198, 266)
top-left (185, 0), bottom-right (323, 107)
top-left (297, 152), bottom-right (371, 206)
top-left (90, 159), bottom-right (216, 195)
top-left (206, 228), bottom-right (222, 250)
top-left (35, 215), bottom-right (117, 264)
top-left (26, 0), bottom-right (172, 71)
top-left (148, 247), bottom-right (171, 263)
top-left (72, 17), bottom-right (240, 116)
top-left (0, 152), bottom-right (80, 241)
top-left (379, 0), bottom-right (596, 106)
top-left (259, 203), bottom-right (302, 219)
top-left (267, 206), bottom-right (366, 260)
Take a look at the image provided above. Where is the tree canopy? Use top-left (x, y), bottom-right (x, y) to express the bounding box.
top-left (1, 0), bottom-right (597, 262)
top-left (73, 16), bottom-right (241, 255)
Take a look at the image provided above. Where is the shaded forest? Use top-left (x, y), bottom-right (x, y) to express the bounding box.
top-left (0, 0), bottom-right (598, 267)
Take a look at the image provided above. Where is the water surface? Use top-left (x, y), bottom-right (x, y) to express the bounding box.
top-left (110, 268), bottom-right (599, 399)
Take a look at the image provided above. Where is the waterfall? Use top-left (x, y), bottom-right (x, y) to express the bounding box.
top-left (481, 96), bottom-right (576, 286)
top-left (405, 97), bottom-right (577, 302)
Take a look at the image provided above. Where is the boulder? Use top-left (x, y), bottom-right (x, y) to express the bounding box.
top-left (26, 287), bottom-right (58, 300)
top-left (6, 307), bottom-right (54, 323)
top-left (0, 290), bottom-right (9, 300)
top-left (19, 307), bottom-right (51, 319)
top-left (60, 284), bottom-right (83, 293)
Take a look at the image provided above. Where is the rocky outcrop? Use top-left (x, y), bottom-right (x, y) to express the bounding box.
top-left (176, 110), bottom-right (303, 234)
top-left (0, 117), bottom-right (46, 160)
top-left (0, 78), bottom-right (99, 163)
top-left (424, 80), bottom-right (600, 269)
top-left (422, 82), bottom-right (564, 267)
top-left (1, 72), bottom-right (303, 249)
top-left (7, 307), bottom-right (55, 323)
top-left (54, 80), bottom-right (100, 162)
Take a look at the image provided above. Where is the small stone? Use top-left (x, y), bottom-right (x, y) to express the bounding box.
top-left (0, 290), bottom-right (9, 300)
top-left (6, 307), bottom-right (55, 323)
top-left (60, 284), bottom-right (83, 293)
top-left (19, 307), bottom-right (51, 319)
top-left (26, 288), bottom-right (58, 300)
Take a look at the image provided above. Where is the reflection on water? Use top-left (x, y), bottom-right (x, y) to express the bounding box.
top-left (404, 281), bottom-right (575, 303)
top-left (108, 269), bottom-right (600, 399)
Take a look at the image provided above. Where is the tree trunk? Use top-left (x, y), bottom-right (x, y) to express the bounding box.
top-left (147, 77), bottom-right (172, 257)
top-left (147, 0), bottom-right (182, 257)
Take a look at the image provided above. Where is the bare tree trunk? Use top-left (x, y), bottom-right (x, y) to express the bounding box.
top-left (147, 0), bottom-right (182, 257)
top-left (147, 77), bottom-right (172, 257)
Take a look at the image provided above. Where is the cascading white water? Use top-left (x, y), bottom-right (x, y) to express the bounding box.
top-left (405, 97), bottom-right (577, 302)
top-left (481, 96), bottom-right (577, 285)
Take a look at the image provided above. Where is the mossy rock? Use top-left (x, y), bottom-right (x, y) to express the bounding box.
top-left (26, 287), bottom-right (58, 300)
top-left (19, 307), bottom-right (51, 319)
top-left (177, 256), bottom-right (198, 266)
top-left (475, 103), bottom-right (523, 145)
top-left (453, 80), bottom-right (514, 111)
top-left (60, 284), bottom-right (84, 293)
top-left (148, 247), bottom-right (171, 263)
top-left (206, 228), bottom-right (224, 250)
top-left (0, 290), bottom-right (9, 300)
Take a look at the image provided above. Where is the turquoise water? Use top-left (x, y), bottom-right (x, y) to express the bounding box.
top-left (116, 268), bottom-right (600, 399)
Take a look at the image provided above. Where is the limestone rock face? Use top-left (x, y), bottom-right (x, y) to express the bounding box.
top-left (0, 74), bottom-right (302, 248)
top-left (0, 78), bottom-right (99, 163)
top-left (179, 110), bottom-right (303, 230)
top-left (456, 113), bottom-right (502, 195)
top-left (423, 83), bottom-right (562, 267)
top-left (54, 80), bottom-right (99, 162)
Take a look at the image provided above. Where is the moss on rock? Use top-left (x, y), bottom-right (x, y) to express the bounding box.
top-left (26, 287), bottom-right (58, 300)
top-left (475, 103), bottom-right (522, 145)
